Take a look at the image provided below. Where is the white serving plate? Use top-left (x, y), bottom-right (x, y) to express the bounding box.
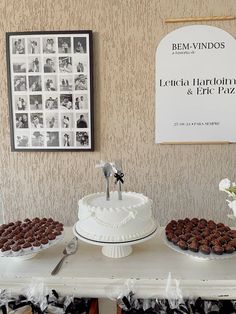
top-left (162, 231), bottom-right (236, 262)
top-left (0, 233), bottom-right (64, 260)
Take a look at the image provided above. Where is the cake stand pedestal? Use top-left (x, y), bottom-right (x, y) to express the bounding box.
top-left (73, 224), bottom-right (158, 258)
top-left (102, 245), bottom-right (132, 258)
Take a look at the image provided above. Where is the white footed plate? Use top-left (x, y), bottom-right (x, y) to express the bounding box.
top-left (0, 233), bottom-right (64, 260)
top-left (162, 231), bottom-right (236, 262)
top-left (73, 224), bottom-right (158, 258)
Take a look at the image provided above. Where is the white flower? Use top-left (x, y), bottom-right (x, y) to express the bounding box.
top-left (219, 178), bottom-right (231, 191)
top-left (227, 200), bottom-right (236, 215)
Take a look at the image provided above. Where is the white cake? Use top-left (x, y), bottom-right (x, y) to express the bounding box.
top-left (75, 191), bottom-right (157, 242)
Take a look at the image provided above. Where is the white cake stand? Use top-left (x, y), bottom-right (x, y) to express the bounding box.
top-left (73, 224), bottom-right (158, 258)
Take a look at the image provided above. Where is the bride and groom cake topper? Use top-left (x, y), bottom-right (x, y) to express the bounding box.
top-left (96, 161), bottom-right (124, 201)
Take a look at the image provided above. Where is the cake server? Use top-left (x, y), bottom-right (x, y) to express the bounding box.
top-left (51, 237), bottom-right (78, 276)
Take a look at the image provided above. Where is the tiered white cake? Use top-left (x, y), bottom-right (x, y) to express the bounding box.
top-left (75, 191), bottom-right (157, 242)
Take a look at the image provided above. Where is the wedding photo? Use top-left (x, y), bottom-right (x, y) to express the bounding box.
top-left (14, 95), bottom-right (28, 111)
top-left (29, 95), bottom-right (43, 110)
top-left (43, 37), bottom-right (56, 53)
top-left (43, 57), bottom-right (57, 73)
top-left (61, 131), bottom-right (74, 147)
top-left (28, 75), bottom-right (42, 91)
top-left (12, 38), bottom-right (25, 54)
top-left (76, 131), bottom-right (89, 147)
top-left (45, 95), bottom-right (58, 110)
top-left (46, 131), bottom-right (59, 147)
top-left (45, 112), bottom-right (59, 128)
top-left (73, 37), bottom-right (87, 53)
top-left (60, 94), bottom-right (73, 110)
top-left (59, 56), bottom-right (73, 73)
top-left (31, 131), bottom-right (44, 147)
top-left (74, 55), bottom-right (88, 73)
top-left (59, 75), bottom-right (73, 91)
top-left (76, 113), bottom-right (88, 128)
top-left (61, 112), bottom-right (73, 129)
top-left (74, 94), bottom-right (88, 110)
top-left (27, 38), bottom-right (41, 54)
top-left (15, 133), bottom-right (29, 147)
top-left (14, 75), bottom-right (27, 91)
top-left (44, 75), bottom-right (57, 91)
top-left (74, 74), bottom-right (87, 90)
top-left (30, 113), bottom-right (44, 128)
top-left (15, 113), bottom-right (28, 128)
top-left (13, 58), bottom-right (26, 73)
top-left (28, 56), bottom-right (40, 72)
top-left (58, 37), bottom-right (71, 53)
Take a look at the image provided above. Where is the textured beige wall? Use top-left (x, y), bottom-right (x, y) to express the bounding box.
top-left (0, 0), bottom-right (236, 226)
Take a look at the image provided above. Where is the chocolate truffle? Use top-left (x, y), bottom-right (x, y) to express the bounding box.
top-left (177, 240), bottom-right (188, 250)
top-left (22, 242), bottom-right (31, 249)
top-left (224, 244), bottom-right (235, 254)
top-left (188, 241), bottom-right (199, 252)
top-left (200, 245), bottom-right (211, 255)
top-left (212, 245), bottom-right (224, 255)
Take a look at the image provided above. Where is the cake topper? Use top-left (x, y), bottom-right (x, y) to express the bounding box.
top-left (96, 161), bottom-right (113, 201)
top-left (112, 161), bottom-right (124, 200)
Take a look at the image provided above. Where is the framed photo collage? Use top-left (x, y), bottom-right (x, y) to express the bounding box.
top-left (6, 30), bottom-right (93, 151)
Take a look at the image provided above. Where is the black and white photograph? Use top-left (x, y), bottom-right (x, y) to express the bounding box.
top-left (74, 74), bottom-right (87, 90)
top-left (60, 94), bottom-right (73, 110)
top-left (45, 112), bottom-right (59, 128)
top-left (61, 112), bottom-right (73, 128)
top-left (29, 95), bottom-right (43, 110)
top-left (29, 75), bottom-right (42, 91)
top-left (59, 75), bottom-right (73, 91)
top-left (30, 113), bottom-right (44, 128)
top-left (74, 94), bottom-right (88, 110)
top-left (31, 131), bottom-right (44, 147)
top-left (13, 58), bottom-right (26, 73)
top-left (76, 113), bottom-right (88, 128)
top-left (14, 75), bottom-right (27, 91)
top-left (28, 56), bottom-right (40, 72)
top-left (12, 38), bottom-right (25, 54)
top-left (16, 132), bottom-right (29, 147)
top-left (46, 131), bottom-right (59, 147)
top-left (27, 38), bottom-right (41, 54)
top-left (7, 31), bottom-right (93, 151)
top-left (43, 57), bottom-right (57, 73)
top-left (45, 95), bottom-right (58, 110)
top-left (14, 95), bottom-right (28, 111)
top-left (44, 75), bottom-right (57, 91)
top-left (61, 131), bottom-right (74, 147)
top-left (76, 131), bottom-right (89, 147)
top-left (74, 55), bottom-right (88, 73)
top-left (73, 37), bottom-right (87, 53)
top-left (59, 56), bottom-right (73, 73)
top-left (43, 37), bottom-right (56, 54)
top-left (15, 113), bottom-right (28, 128)
top-left (58, 37), bottom-right (71, 53)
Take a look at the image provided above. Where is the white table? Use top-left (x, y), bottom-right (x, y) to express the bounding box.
top-left (0, 227), bottom-right (236, 300)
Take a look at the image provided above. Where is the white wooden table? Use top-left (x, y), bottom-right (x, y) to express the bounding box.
top-left (0, 227), bottom-right (236, 300)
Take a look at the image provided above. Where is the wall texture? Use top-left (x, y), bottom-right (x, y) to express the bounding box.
top-left (0, 0), bottom-right (236, 226)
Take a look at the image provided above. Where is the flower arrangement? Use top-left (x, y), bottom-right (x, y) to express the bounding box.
top-left (219, 178), bottom-right (236, 215)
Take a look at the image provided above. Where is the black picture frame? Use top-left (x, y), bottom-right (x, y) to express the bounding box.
top-left (6, 30), bottom-right (94, 151)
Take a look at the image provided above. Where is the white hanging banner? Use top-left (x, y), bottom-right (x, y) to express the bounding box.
top-left (155, 25), bottom-right (236, 143)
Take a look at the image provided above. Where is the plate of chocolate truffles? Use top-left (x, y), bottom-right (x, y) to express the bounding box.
top-left (164, 218), bottom-right (236, 261)
top-left (0, 217), bottom-right (64, 259)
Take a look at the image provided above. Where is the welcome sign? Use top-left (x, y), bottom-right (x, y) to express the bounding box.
top-left (155, 25), bottom-right (236, 143)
